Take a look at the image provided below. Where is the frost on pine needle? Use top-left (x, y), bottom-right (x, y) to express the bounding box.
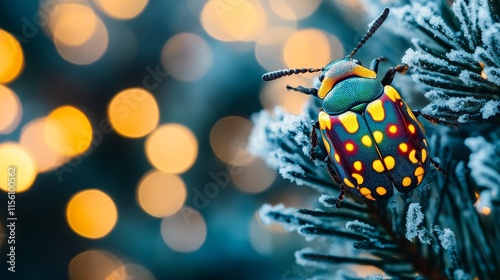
top-left (464, 131), bottom-right (500, 210)
top-left (405, 203), bottom-right (424, 240)
top-left (392, 0), bottom-right (500, 123)
top-left (249, 107), bottom-right (333, 192)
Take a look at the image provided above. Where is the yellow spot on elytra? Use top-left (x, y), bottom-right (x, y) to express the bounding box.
top-left (408, 124), bottom-right (416, 134)
top-left (345, 143), bottom-right (354, 152)
top-left (334, 153), bottom-right (340, 163)
top-left (352, 173), bottom-right (364, 185)
top-left (384, 85), bottom-right (401, 102)
top-left (402, 177), bottom-right (412, 187)
top-left (339, 111), bottom-right (359, 134)
top-left (376, 186), bottom-right (387, 195)
top-left (421, 148), bottom-right (427, 162)
top-left (406, 105), bottom-right (418, 123)
top-left (399, 143), bottom-right (408, 153)
top-left (344, 178), bottom-right (355, 188)
top-left (318, 111), bottom-right (331, 130)
top-left (384, 156), bottom-right (395, 170)
top-left (414, 166), bottom-right (424, 176)
top-left (365, 195), bottom-right (376, 201)
top-left (354, 161), bottom-right (362, 171)
top-left (372, 159), bottom-right (385, 173)
top-left (423, 139), bottom-right (428, 147)
top-left (416, 176), bottom-right (424, 185)
top-left (359, 187), bottom-right (371, 195)
top-left (415, 166), bottom-right (424, 185)
top-left (389, 125), bottom-right (397, 134)
top-left (409, 149), bottom-right (418, 164)
top-left (322, 137), bottom-right (330, 154)
top-left (367, 100), bottom-right (385, 122)
top-left (373, 131), bottom-right (383, 143)
top-left (361, 135), bottom-right (372, 147)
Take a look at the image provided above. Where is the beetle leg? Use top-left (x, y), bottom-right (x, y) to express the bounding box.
top-left (324, 159), bottom-right (345, 208)
top-left (413, 110), bottom-right (459, 128)
top-left (381, 64), bottom-right (408, 86)
top-left (324, 158), bottom-right (341, 183)
top-left (430, 157), bottom-right (447, 175)
top-left (335, 184), bottom-right (346, 208)
top-left (309, 120), bottom-right (320, 160)
top-left (370, 57), bottom-right (387, 74)
top-left (286, 85), bottom-right (318, 96)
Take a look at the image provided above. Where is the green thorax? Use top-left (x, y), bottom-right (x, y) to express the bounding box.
top-left (321, 78), bottom-right (383, 115)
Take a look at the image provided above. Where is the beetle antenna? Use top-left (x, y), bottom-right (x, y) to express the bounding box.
top-left (262, 67), bottom-right (324, 81)
top-left (349, 8), bottom-right (390, 58)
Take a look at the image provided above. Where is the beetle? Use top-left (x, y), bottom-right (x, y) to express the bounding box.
top-left (262, 8), bottom-right (448, 207)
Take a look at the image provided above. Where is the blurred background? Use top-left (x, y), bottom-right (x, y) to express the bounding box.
top-left (0, 0), bottom-right (408, 279)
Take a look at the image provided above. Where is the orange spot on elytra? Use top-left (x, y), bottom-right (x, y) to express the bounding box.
top-left (388, 125), bottom-right (397, 134)
top-left (399, 143), bottom-right (408, 153)
top-left (408, 124), bottom-right (416, 134)
top-left (345, 143), bottom-right (354, 151)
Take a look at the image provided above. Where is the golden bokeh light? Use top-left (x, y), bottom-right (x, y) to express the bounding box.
top-left (201, 0), bottom-right (266, 41)
top-left (161, 207), bottom-right (207, 252)
top-left (49, 4), bottom-right (98, 46)
top-left (210, 116), bottom-right (254, 166)
top-left (108, 88), bottom-right (159, 138)
top-left (54, 14), bottom-right (108, 65)
top-left (260, 75), bottom-right (312, 114)
top-left (20, 118), bottom-right (68, 173)
top-left (137, 171), bottom-right (187, 218)
top-left (0, 142), bottom-right (37, 193)
top-left (231, 157), bottom-right (276, 193)
top-left (69, 250), bottom-right (122, 280)
top-left (346, 265), bottom-right (385, 278)
top-left (0, 85), bottom-right (22, 134)
top-left (270, 0), bottom-right (321, 20)
top-left (255, 26), bottom-right (296, 71)
top-left (45, 106), bottom-right (93, 156)
top-left (334, 0), bottom-right (364, 11)
top-left (145, 124), bottom-right (198, 174)
top-left (94, 0), bottom-right (148, 20)
top-left (106, 263), bottom-right (156, 280)
top-left (283, 29), bottom-right (344, 68)
top-left (66, 189), bottom-right (118, 239)
top-left (0, 29), bottom-right (24, 83)
top-left (481, 206), bottom-right (492, 215)
top-left (161, 33), bottom-right (213, 82)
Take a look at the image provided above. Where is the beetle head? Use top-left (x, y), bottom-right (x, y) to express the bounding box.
top-left (261, 8), bottom-right (390, 100)
top-left (315, 57), bottom-right (376, 99)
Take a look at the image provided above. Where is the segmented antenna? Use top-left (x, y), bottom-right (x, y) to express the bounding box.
top-left (349, 8), bottom-right (390, 58)
top-left (262, 67), bottom-right (324, 81)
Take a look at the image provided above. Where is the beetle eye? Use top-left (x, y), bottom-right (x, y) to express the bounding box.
top-left (353, 59), bottom-right (362, 65)
top-left (319, 73), bottom-right (325, 82)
